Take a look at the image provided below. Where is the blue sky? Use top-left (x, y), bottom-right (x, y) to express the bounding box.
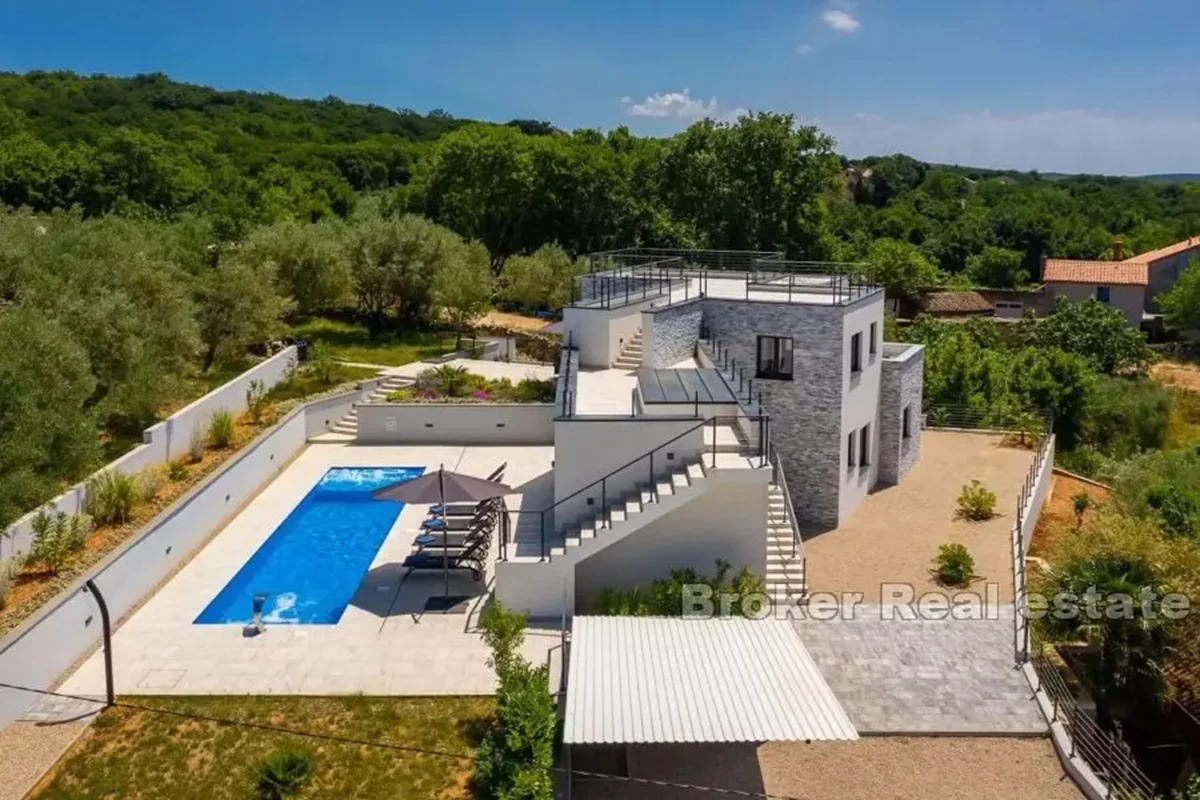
top-left (3, 0), bottom-right (1199, 174)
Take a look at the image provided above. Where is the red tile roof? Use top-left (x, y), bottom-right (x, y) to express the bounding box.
top-left (1042, 260), bottom-right (1148, 286)
top-left (1126, 236), bottom-right (1200, 265)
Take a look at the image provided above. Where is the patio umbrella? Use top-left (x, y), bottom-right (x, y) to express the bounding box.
top-left (372, 467), bottom-right (512, 602)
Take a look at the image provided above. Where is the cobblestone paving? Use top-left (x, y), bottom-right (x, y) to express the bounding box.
top-left (794, 606), bottom-right (1046, 734)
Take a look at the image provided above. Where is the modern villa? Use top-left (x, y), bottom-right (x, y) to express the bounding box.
top-left (2, 249), bottom-right (1136, 799)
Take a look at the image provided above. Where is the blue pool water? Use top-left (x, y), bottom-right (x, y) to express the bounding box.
top-left (195, 466), bottom-right (424, 625)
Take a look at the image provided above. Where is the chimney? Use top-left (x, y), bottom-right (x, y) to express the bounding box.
top-left (1112, 241), bottom-right (1125, 261)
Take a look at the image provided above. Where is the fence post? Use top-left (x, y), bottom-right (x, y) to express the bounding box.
top-left (84, 579), bottom-right (115, 708)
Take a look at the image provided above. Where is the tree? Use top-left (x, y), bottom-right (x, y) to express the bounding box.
top-left (1159, 257), bottom-right (1200, 331)
top-left (866, 238), bottom-right (938, 298)
top-left (964, 246), bottom-right (1029, 288)
top-left (196, 257), bottom-right (295, 371)
top-left (1008, 347), bottom-right (1094, 449)
top-left (500, 244), bottom-right (585, 311)
top-left (1022, 297), bottom-right (1154, 376)
top-left (238, 219), bottom-right (352, 315)
top-left (432, 239), bottom-right (494, 346)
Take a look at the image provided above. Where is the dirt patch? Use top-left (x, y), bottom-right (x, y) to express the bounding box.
top-left (803, 431), bottom-right (1033, 603)
top-left (1029, 473), bottom-right (1111, 558)
top-left (574, 738), bottom-right (1082, 800)
top-left (1153, 360), bottom-right (1200, 392)
top-left (478, 310), bottom-right (550, 332)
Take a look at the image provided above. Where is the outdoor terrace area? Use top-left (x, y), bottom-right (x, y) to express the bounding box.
top-left (575, 248), bottom-right (881, 309)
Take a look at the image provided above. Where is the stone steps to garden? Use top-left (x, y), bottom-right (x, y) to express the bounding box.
top-left (612, 329), bottom-right (644, 370)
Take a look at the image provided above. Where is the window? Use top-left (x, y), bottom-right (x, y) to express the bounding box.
top-left (1096, 286), bottom-right (1111, 303)
top-left (869, 322), bottom-right (878, 355)
top-left (859, 423), bottom-right (870, 466)
top-left (847, 431), bottom-right (856, 468)
top-left (850, 332), bottom-right (862, 374)
top-left (902, 406), bottom-right (912, 438)
top-left (756, 335), bottom-right (794, 380)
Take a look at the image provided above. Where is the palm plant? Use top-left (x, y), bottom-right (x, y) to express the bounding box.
top-left (254, 750), bottom-right (314, 800)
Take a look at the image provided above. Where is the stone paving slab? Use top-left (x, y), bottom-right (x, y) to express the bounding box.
top-left (794, 606), bottom-right (1046, 734)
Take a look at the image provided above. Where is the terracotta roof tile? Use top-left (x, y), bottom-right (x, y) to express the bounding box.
top-left (919, 291), bottom-right (993, 314)
top-left (1042, 260), bottom-right (1148, 286)
top-left (1126, 236), bottom-right (1200, 265)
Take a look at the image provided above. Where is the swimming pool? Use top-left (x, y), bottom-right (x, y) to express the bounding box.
top-left (195, 466), bottom-right (424, 625)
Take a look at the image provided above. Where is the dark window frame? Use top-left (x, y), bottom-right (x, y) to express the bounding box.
top-left (869, 322), bottom-right (878, 355)
top-left (1096, 286), bottom-right (1111, 303)
top-left (756, 335), bottom-right (794, 381)
top-left (859, 423), bottom-right (870, 466)
top-left (847, 430), bottom-right (856, 468)
top-left (902, 406), bottom-right (912, 439)
top-left (850, 332), bottom-right (862, 374)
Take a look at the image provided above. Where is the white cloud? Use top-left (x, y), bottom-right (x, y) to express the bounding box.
top-left (821, 9), bottom-right (860, 32)
top-left (623, 89), bottom-right (719, 119)
top-left (796, 43), bottom-right (815, 55)
top-left (825, 109), bottom-right (1200, 175)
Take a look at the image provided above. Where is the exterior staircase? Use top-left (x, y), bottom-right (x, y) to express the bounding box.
top-left (612, 329), bottom-right (643, 369)
top-left (765, 484), bottom-right (806, 603)
top-left (325, 374), bottom-right (413, 438)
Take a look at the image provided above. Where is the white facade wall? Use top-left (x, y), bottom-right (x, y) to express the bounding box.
top-left (0, 347), bottom-right (298, 562)
top-left (573, 481), bottom-right (768, 610)
top-left (1049, 283), bottom-right (1144, 327)
top-left (0, 408), bottom-right (308, 729)
top-left (562, 298), bottom-right (657, 368)
top-left (838, 296), bottom-right (885, 524)
top-left (356, 404), bottom-right (555, 445)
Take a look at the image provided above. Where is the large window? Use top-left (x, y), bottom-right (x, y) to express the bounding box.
top-left (859, 423), bottom-right (870, 466)
top-left (756, 335), bottom-right (794, 380)
top-left (850, 332), bottom-right (862, 374)
top-left (1097, 286), bottom-right (1111, 303)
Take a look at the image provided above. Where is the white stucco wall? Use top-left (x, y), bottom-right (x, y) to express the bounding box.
top-left (838, 295), bottom-right (885, 524)
top-left (356, 404), bottom-right (555, 445)
top-left (0, 347), bottom-right (298, 562)
top-left (573, 480), bottom-right (768, 610)
top-left (1049, 284), bottom-right (1144, 327)
top-left (0, 408), bottom-right (308, 728)
top-left (562, 298), bottom-right (656, 368)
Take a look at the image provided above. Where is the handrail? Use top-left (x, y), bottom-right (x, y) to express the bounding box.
top-left (770, 444), bottom-right (802, 562)
top-left (505, 413), bottom-right (767, 560)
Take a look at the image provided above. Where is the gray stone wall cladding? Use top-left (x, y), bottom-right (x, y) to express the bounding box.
top-left (645, 300), bottom-right (703, 368)
top-left (878, 349), bottom-right (924, 484)
top-left (702, 299), bottom-right (845, 528)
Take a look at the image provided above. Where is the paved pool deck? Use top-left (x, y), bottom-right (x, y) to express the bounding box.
top-left (59, 442), bottom-right (560, 699)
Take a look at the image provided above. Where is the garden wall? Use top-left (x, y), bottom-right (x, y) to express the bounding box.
top-left (355, 403), bottom-right (555, 445)
top-left (1, 347), bottom-right (298, 562)
top-left (0, 406), bottom-right (309, 729)
top-left (303, 377), bottom-right (386, 439)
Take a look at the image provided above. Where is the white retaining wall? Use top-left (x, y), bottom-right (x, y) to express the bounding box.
top-left (562, 298), bottom-right (657, 368)
top-left (355, 403), bottom-right (556, 445)
top-left (0, 348), bottom-right (298, 562)
top-left (0, 405), bottom-right (310, 729)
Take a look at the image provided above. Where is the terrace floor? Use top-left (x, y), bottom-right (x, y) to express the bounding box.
top-left (59, 442), bottom-right (561, 699)
top-left (803, 430), bottom-right (1033, 603)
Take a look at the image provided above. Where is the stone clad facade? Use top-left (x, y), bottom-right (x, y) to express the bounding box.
top-left (642, 299), bottom-right (703, 368)
top-left (878, 344), bottom-right (925, 484)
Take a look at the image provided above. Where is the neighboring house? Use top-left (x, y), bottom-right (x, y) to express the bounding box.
top-left (495, 249), bottom-right (924, 616)
top-left (900, 288), bottom-right (1055, 321)
top-left (1042, 235), bottom-right (1200, 328)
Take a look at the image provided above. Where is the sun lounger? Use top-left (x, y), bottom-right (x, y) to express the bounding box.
top-left (402, 537), bottom-right (489, 581)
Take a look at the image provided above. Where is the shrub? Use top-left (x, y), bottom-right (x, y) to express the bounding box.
top-left (474, 602), bottom-right (555, 800)
top-left (956, 480), bottom-right (997, 521)
top-left (512, 377), bottom-right (555, 404)
top-left (138, 466), bottom-right (165, 502)
top-left (188, 423), bottom-right (207, 464)
top-left (308, 341), bottom-right (336, 385)
top-left (1071, 491), bottom-right (1092, 528)
top-left (246, 379), bottom-right (271, 426)
top-left (209, 409), bottom-right (235, 448)
top-left (86, 471), bottom-right (140, 526)
top-left (168, 460), bottom-right (189, 481)
top-left (0, 559), bottom-right (12, 610)
top-left (253, 749), bottom-right (314, 800)
top-left (933, 543), bottom-right (975, 587)
top-left (26, 508), bottom-right (91, 574)
top-left (595, 560), bottom-right (766, 618)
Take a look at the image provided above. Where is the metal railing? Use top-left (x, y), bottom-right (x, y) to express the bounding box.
top-left (747, 258), bottom-right (879, 306)
top-left (589, 247), bottom-right (781, 273)
top-left (500, 413), bottom-right (769, 561)
top-left (769, 444), bottom-right (804, 568)
top-left (1027, 627), bottom-right (1156, 799)
top-left (575, 255), bottom-right (693, 309)
top-left (697, 334), bottom-right (767, 417)
top-left (556, 333), bottom-right (578, 417)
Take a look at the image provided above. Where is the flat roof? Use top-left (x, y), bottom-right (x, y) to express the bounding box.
top-left (637, 368), bottom-right (736, 404)
top-left (563, 616), bottom-right (858, 744)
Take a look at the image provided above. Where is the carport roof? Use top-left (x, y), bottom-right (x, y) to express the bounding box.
top-left (563, 616), bottom-right (858, 744)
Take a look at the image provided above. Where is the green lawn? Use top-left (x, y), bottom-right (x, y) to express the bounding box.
top-left (291, 317), bottom-right (458, 367)
top-left (265, 363), bottom-right (381, 404)
top-left (35, 695), bottom-right (493, 800)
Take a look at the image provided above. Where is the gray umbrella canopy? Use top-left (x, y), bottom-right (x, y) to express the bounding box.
top-left (372, 468), bottom-right (511, 503)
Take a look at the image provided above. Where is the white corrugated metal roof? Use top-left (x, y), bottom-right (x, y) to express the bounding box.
top-left (563, 616), bottom-right (858, 744)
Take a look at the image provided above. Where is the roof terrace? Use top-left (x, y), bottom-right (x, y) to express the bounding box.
top-left (574, 247), bottom-right (881, 310)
